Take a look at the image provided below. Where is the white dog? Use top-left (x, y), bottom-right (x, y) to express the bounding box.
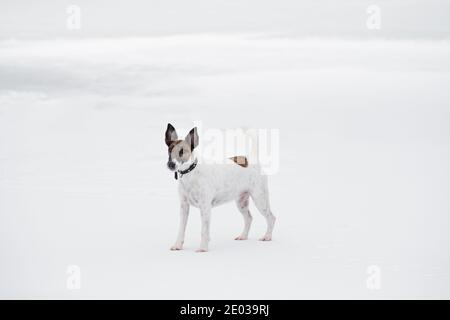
top-left (165, 124), bottom-right (276, 252)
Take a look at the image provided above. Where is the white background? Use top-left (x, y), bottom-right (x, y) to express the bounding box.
top-left (0, 1), bottom-right (449, 299)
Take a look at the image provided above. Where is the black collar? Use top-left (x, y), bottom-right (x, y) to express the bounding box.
top-left (175, 159), bottom-right (198, 180)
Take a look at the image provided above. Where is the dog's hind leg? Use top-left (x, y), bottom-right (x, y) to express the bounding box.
top-left (235, 192), bottom-right (252, 240)
top-left (251, 185), bottom-right (276, 241)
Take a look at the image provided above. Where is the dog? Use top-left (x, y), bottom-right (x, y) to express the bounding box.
top-left (165, 123), bottom-right (276, 252)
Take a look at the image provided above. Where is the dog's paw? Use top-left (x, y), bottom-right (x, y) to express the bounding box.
top-left (195, 248), bottom-right (208, 253)
top-left (235, 235), bottom-right (248, 240)
top-left (170, 243), bottom-right (183, 251)
top-left (259, 235), bottom-right (272, 241)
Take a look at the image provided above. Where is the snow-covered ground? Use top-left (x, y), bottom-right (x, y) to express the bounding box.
top-left (1, 35), bottom-right (450, 299)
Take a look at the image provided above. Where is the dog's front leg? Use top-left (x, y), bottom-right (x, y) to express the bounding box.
top-left (196, 205), bottom-right (211, 252)
top-left (170, 197), bottom-right (189, 251)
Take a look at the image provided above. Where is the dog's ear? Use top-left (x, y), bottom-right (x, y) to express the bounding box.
top-left (165, 123), bottom-right (178, 146)
top-left (185, 127), bottom-right (199, 150)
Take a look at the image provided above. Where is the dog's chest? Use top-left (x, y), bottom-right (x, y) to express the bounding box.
top-left (181, 186), bottom-right (236, 208)
top-left (179, 182), bottom-right (213, 208)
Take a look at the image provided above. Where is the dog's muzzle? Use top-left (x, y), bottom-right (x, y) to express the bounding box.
top-left (167, 161), bottom-right (176, 171)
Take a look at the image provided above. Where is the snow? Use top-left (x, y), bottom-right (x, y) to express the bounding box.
top-left (1, 34), bottom-right (450, 299)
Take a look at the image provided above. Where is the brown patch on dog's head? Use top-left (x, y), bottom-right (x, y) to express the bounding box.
top-left (165, 124), bottom-right (199, 171)
top-left (169, 140), bottom-right (192, 163)
top-left (229, 156), bottom-right (248, 168)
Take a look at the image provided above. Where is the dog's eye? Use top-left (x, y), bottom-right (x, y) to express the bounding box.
top-left (179, 149), bottom-right (184, 157)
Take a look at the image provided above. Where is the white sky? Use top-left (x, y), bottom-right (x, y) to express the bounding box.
top-left (1, 0), bottom-right (450, 39)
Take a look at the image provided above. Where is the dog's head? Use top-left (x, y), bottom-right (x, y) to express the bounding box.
top-left (165, 123), bottom-right (199, 171)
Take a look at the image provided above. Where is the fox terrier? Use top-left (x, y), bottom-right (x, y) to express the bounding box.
top-left (165, 123), bottom-right (276, 252)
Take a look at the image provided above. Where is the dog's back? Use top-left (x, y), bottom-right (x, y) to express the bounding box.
top-left (178, 158), bottom-right (267, 208)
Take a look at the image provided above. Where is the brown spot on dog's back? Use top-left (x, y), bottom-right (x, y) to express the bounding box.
top-left (229, 156), bottom-right (248, 168)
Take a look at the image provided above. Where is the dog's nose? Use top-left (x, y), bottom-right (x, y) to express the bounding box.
top-left (167, 161), bottom-right (176, 171)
